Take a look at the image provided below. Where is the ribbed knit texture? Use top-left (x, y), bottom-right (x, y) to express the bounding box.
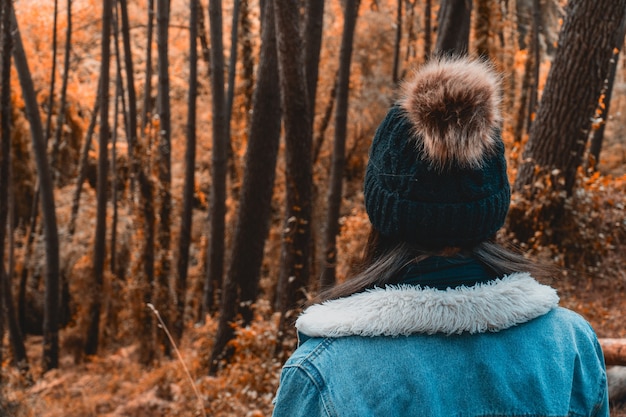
top-left (364, 105), bottom-right (510, 248)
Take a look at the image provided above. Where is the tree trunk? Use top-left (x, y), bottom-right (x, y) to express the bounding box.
top-left (68, 90), bottom-right (99, 236)
top-left (225, 0), bottom-right (239, 145)
top-left (11, 8), bottom-right (61, 372)
top-left (320, 0), bottom-right (360, 290)
top-left (119, 0), bottom-right (157, 364)
top-left (303, 0), bottom-right (325, 127)
top-left (141, 0), bottom-right (155, 136)
top-left (392, 0), bottom-right (402, 83)
top-left (435, 0), bottom-right (472, 55)
top-left (156, 0), bottom-right (173, 357)
top-left (526, 0), bottom-right (540, 133)
top-left (424, 0), bottom-right (432, 59)
top-left (513, 0), bottom-right (626, 200)
top-left (85, 0), bottom-right (112, 357)
top-left (203, 0), bottom-right (228, 315)
top-left (209, 0), bottom-right (281, 374)
top-left (44, 0), bottom-right (58, 143)
top-left (174, 0), bottom-right (199, 342)
top-left (473, 0), bottom-right (489, 57)
top-left (274, 0), bottom-right (313, 317)
top-left (588, 14), bottom-right (626, 171)
top-left (50, 0), bottom-right (72, 184)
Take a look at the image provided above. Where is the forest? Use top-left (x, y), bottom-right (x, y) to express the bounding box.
top-left (0, 0), bottom-right (625, 415)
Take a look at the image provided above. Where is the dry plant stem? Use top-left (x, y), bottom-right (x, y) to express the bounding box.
top-left (146, 303), bottom-right (207, 417)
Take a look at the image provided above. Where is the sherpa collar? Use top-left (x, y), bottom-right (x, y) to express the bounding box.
top-left (296, 272), bottom-right (559, 337)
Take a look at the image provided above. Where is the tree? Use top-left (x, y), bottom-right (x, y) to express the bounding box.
top-left (209, 0), bottom-right (281, 373)
top-left (424, 0), bottom-right (432, 58)
top-left (85, 0), bottom-right (112, 357)
top-left (303, 0), bottom-right (325, 120)
top-left (11, 7), bottom-right (61, 372)
top-left (203, 0), bottom-right (228, 315)
top-left (175, 0), bottom-right (199, 341)
top-left (140, 0), bottom-right (155, 135)
top-left (119, 0), bottom-right (158, 364)
top-left (473, 0), bottom-right (489, 57)
top-left (274, 0), bottom-right (313, 317)
top-left (511, 0), bottom-right (626, 239)
top-left (588, 15), bottom-right (626, 170)
top-left (50, 0), bottom-right (72, 183)
top-left (320, 0), bottom-right (361, 290)
top-left (392, 0), bottom-right (402, 83)
top-left (155, 0), bottom-right (173, 355)
top-left (435, 0), bottom-right (472, 55)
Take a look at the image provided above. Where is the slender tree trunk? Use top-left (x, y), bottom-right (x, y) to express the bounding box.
top-left (68, 91), bottom-right (99, 236)
top-left (313, 74), bottom-right (338, 164)
top-left (11, 8), bottom-right (61, 372)
top-left (203, 0), bottom-right (228, 315)
top-left (392, 0), bottom-right (402, 83)
top-left (435, 0), bottom-right (472, 55)
top-left (526, 0), bottom-right (540, 133)
top-left (85, 0), bottom-right (112, 357)
top-left (141, 0), bottom-right (155, 136)
top-left (174, 0), bottom-right (199, 341)
top-left (274, 0), bottom-right (313, 317)
top-left (44, 0), bottom-right (58, 143)
top-left (424, 0), bottom-right (432, 59)
top-left (320, 0), bottom-right (360, 290)
top-left (239, 0), bottom-right (254, 118)
top-left (588, 14), bottom-right (626, 170)
top-left (225, 0), bottom-right (239, 143)
top-left (156, 0), bottom-right (173, 356)
top-left (303, 0), bottom-right (325, 123)
top-left (50, 0), bottom-right (71, 182)
top-left (209, 0), bottom-right (281, 374)
top-left (473, 0), bottom-right (489, 57)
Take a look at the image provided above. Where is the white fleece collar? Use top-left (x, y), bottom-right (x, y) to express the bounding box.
top-left (296, 273), bottom-right (559, 337)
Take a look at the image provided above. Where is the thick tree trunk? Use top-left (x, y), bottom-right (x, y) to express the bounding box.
top-left (513, 0), bottom-right (626, 199)
top-left (11, 8), bottom-right (61, 372)
top-left (320, 0), bottom-right (360, 290)
top-left (209, 0), bottom-right (281, 374)
top-left (274, 0), bottom-right (313, 318)
top-left (435, 0), bottom-right (472, 55)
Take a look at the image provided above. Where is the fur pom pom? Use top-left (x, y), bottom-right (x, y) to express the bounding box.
top-left (399, 56), bottom-right (502, 169)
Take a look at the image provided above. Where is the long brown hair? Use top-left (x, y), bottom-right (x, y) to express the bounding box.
top-left (314, 227), bottom-right (555, 304)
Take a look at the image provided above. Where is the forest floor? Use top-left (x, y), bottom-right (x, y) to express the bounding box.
top-left (0, 271), bottom-right (625, 417)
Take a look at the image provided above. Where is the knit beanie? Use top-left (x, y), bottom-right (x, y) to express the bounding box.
top-left (364, 56), bottom-right (510, 248)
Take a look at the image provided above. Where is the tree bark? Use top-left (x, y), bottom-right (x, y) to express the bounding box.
top-left (320, 0), bottom-right (360, 290)
top-left (85, 0), bottom-right (112, 357)
top-left (203, 0), bottom-right (228, 315)
top-left (174, 0), bottom-right (199, 342)
top-left (274, 0), bottom-right (313, 317)
top-left (141, 0), bottom-right (155, 135)
top-left (424, 0), bottom-right (432, 59)
top-left (473, 0), bottom-right (489, 57)
top-left (588, 13), bottom-right (626, 171)
top-left (392, 0), bottom-right (402, 83)
top-left (513, 0), bottom-right (626, 198)
top-left (435, 0), bottom-right (472, 55)
top-left (303, 0), bottom-right (325, 124)
top-left (209, 0), bottom-right (281, 374)
top-left (11, 7), bottom-right (61, 372)
top-left (50, 0), bottom-right (72, 184)
top-left (156, 0), bottom-right (173, 357)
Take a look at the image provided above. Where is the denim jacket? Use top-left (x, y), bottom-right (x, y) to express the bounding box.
top-left (271, 272), bottom-right (609, 417)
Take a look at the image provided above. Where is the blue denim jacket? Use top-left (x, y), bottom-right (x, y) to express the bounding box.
top-left (272, 273), bottom-right (609, 417)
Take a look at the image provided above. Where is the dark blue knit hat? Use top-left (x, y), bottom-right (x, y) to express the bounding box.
top-left (364, 57), bottom-right (510, 248)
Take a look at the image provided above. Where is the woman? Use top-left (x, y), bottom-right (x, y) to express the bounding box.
top-left (271, 56), bottom-right (608, 417)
